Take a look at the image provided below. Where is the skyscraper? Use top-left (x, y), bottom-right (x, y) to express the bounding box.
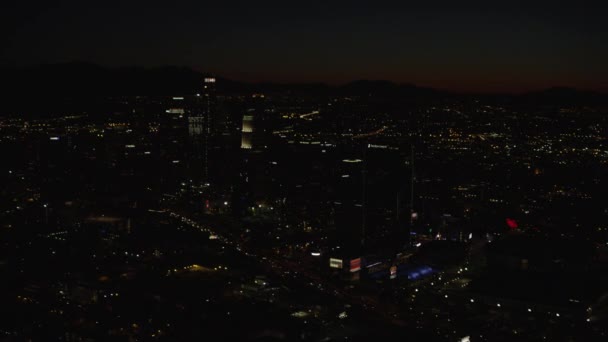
top-left (235, 95), bottom-right (268, 213)
top-left (240, 114), bottom-right (254, 150)
top-left (240, 94), bottom-right (269, 151)
top-left (330, 143), bottom-right (410, 268)
top-left (329, 146), bottom-right (366, 271)
top-left (188, 77), bottom-right (216, 182)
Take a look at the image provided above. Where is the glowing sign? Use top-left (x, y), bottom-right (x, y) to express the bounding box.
top-left (506, 218), bottom-right (518, 229)
top-left (350, 258), bottom-right (361, 273)
top-left (367, 144), bottom-right (388, 149)
top-left (329, 258), bottom-right (343, 269)
top-left (390, 266), bottom-right (397, 279)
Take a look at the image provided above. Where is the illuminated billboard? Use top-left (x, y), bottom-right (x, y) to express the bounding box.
top-left (329, 258), bottom-right (343, 269)
top-left (349, 258), bottom-right (361, 273)
top-left (390, 266), bottom-right (397, 279)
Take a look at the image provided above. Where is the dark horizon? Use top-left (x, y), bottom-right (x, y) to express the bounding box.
top-left (3, 1), bottom-right (608, 93)
top-left (3, 60), bottom-right (607, 97)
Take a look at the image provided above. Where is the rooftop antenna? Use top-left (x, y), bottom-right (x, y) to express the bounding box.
top-left (361, 144), bottom-right (367, 249)
top-left (410, 144), bottom-right (415, 225)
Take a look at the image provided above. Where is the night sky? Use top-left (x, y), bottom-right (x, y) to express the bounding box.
top-left (2, 1), bottom-right (608, 92)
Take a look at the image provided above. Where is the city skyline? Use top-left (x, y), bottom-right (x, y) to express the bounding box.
top-left (2, 2), bottom-right (608, 341)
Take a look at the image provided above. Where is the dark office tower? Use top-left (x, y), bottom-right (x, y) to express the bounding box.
top-left (331, 143), bottom-right (410, 267)
top-left (201, 77), bottom-right (217, 135)
top-left (331, 147), bottom-right (366, 264)
top-left (364, 144), bottom-right (410, 255)
top-left (188, 77), bottom-right (216, 182)
top-left (164, 96), bottom-right (188, 142)
top-left (156, 96), bottom-right (189, 190)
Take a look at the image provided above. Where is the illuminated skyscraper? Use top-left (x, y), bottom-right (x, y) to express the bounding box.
top-left (240, 94), bottom-right (269, 151)
top-left (233, 94), bottom-right (276, 215)
top-left (240, 114), bottom-right (254, 149)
